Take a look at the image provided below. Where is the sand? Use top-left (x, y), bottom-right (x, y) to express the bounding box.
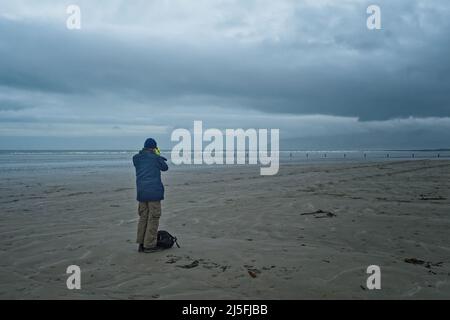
top-left (1, 160), bottom-right (449, 299)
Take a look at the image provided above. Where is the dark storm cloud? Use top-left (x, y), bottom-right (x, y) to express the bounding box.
top-left (0, 97), bottom-right (32, 111)
top-left (0, 0), bottom-right (449, 125)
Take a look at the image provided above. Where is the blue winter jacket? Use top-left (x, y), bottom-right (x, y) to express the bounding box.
top-left (133, 149), bottom-right (169, 202)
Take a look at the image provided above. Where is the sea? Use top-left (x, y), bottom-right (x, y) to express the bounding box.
top-left (0, 149), bottom-right (449, 173)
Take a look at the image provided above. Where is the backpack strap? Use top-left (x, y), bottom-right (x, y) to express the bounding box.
top-left (173, 237), bottom-right (180, 248)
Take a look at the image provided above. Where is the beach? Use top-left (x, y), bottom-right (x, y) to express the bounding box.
top-left (1, 158), bottom-right (449, 299)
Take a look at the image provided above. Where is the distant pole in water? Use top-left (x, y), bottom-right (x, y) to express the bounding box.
top-left (412, 153), bottom-right (415, 158)
top-left (387, 153), bottom-right (390, 158)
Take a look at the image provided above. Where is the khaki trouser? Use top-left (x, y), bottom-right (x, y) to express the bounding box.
top-left (136, 201), bottom-right (161, 248)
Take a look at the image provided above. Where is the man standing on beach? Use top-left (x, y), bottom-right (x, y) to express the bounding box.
top-left (133, 138), bottom-right (168, 253)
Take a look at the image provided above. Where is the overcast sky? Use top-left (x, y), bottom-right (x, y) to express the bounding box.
top-left (0, 0), bottom-right (449, 150)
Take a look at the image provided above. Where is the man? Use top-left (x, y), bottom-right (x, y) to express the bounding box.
top-left (133, 138), bottom-right (168, 253)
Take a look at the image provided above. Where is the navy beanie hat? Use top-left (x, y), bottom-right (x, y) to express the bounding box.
top-left (144, 138), bottom-right (157, 149)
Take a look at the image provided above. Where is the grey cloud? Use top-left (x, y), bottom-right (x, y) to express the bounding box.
top-left (1, 0), bottom-right (450, 121)
top-left (0, 0), bottom-right (450, 149)
top-left (0, 98), bottom-right (32, 111)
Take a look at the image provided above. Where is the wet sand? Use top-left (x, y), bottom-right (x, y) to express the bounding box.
top-left (1, 160), bottom-right (449, 299)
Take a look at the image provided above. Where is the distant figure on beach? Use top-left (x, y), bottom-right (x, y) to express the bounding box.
top-left (133, 138), bottom-right (168, 253)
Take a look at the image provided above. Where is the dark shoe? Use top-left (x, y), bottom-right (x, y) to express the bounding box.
top-left (143, 246), bottom-right (161, 253)
top-left (138, 244), bottom-right (144, 253)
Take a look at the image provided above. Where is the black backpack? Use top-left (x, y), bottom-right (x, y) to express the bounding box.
top-left (157, 230), bottom-right (180, 249)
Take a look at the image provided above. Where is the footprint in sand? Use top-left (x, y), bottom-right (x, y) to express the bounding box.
top-left (177, 260), bottom-right (199, 269)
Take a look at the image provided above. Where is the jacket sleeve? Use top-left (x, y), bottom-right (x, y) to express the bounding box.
top-left (158, 156), bottom-right (169, 171)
